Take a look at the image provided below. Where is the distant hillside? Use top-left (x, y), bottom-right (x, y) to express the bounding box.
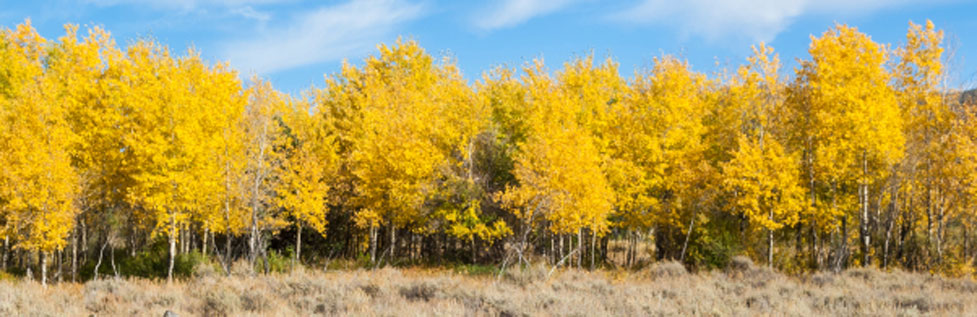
top-left (961, 88), bottom-right (977, 105)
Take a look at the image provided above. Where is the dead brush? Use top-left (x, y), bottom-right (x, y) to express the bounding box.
top-left (0, 264), bottom-right (976, 315)
top-left (644, 260), bottom-right (687, 279)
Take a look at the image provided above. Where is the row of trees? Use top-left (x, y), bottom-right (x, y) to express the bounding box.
top-left (1, 19), bottom-right (976, 284)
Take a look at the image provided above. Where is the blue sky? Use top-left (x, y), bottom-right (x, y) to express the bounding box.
top-left (3, 0), bottom-right (976, 94)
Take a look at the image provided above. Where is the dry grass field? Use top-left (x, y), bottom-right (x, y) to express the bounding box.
top-left (1, 257), bottom-right (976, 316)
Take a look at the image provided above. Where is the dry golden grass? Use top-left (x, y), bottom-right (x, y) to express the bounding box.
top-left (2, 258), bottom-right (976, 316)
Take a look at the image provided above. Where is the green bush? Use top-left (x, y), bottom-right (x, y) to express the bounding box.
top-left (254, 249), bottom-right (292, 274)
top-left (452, 263), bottom-right (497, 276)
top-left (80, 240), bottom-right (212, 281)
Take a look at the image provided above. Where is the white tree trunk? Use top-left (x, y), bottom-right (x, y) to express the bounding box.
top-left (41, 252), bottom-right (47, 286)
top-left (168, 212), bottom-right (177, 283)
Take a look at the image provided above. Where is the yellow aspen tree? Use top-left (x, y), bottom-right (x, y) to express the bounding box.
top-left (606, 73), bottom-right (664, 244)
top-left (313, 63), bottom-right (366, 260)
top-left (208, 81), bottom-right (248, 272)
top-left (242, 78), bottom-right (289, 270)
top-left (720, 44), bottom-right (805, 267)
top-left (124, 41), bottom-right (220, 281)
top-left (342, 39), bottom-right (485, 262)
top-left (432, 58), bottom-right (514, 263)
top-left (794, 24), bottom-right (903, 268)
top-left (556, 55), bottom-right (624, 267)
top-left (0, 21), bottom-right (80, 285)
top-left (278, 98), bottom-right (337, 264)
top-left (48, 24), bottom-right (134, 281)
top-left (473, 66), bottom-right (532, 261)
top-left (894, 20), bottom-right (965, 266)
top-left (180, 53), bottom-right (249, 269)
top-left (624, 56), bottom-right (713, 261)
top-left (498, 60), bottom-right (614, 265)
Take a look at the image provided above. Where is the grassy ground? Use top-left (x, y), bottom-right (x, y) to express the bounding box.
top-left (1, 257), bottom-right (976, 316)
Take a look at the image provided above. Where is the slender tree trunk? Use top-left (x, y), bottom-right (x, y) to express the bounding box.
top-left (181, 224), bottom-right (188, 255)
top-left (859, 154), bottom-right (870, 267)
top-left (345, 220), bottom-right (353, 259)
top-left (936, 203), bottom-right (945, 263)
top-left (221, 159), bottom-right (233, 274)
top-left (577, 228), bottom-right (583, 269)
top-left (2, 236), bottom-right (8, 271)
top-left (389, 223), bottom-right (397, 262)
top-left (249, 209), bottom-right (259, 266)
top-left (81, 221), bottom-right (87, 264)
top-left (680, 211), bottom-right (696, 262)
top-left (964, 225), bottom-right (970, 266)
top-left (795, 222), bottom-right (803, 269)
top-left (590, 229), bottom-right (596, 269)
top-left (40, 251), bottom-right (47, 286)
top-left (25, 252), bottom-right (32, 282)
top-left (202, 226), bottom-right (209, 256)
top-left (926, 184), bottom-right (933, 262)
top-left (94, 240), bottom-right (107, 280)
top-left (369, 225), bottom-right (377, 264)
top-left (55, 249), bottom-right (61, 283)
top-left (168, 212), bottom-right (177, 283)
top-left (129, 224), bottom-right (137, 257)
top-left (883, 184), bottom-right (897, 268)
top-left (807, 150), bottom-right (819, 269)
top-left (601, 234), bottom-right (609, 265)
top-left (71, 229), bottom-right (77, 282)
top-left (838, 216), bottom-right (848, 272)
top-left (559, 235), bottom-right (564, 265)
top-left (294, 224), bottom-right (302, 266)
top-left (628, 231), bottom-right (636, 267)
top-left (812, 222), bottom-right (821, 270)
top-left (223, 233), bottom-right (232, 276)
top-left (260, 235), bottom-right (270, 274)
top-left (768, 209), bottom-right (774, 268)
top-left (110, 247), bottom-right (118, 278)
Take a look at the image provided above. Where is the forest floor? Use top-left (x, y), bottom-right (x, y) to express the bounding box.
top-left (1, 257), bottom-right (976, 316)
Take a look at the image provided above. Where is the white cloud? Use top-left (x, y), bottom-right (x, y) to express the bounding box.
top-left (612, 0), bottom-right (931, 42)
top-left (232, 6), bottom-right (271, 22)
top-left (219, 0), bottom-right (425, 74)
top-left (474, 0), bottom-right (577, 31)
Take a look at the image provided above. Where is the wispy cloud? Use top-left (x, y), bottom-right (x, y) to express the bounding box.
top-left (218, 0), bottom-right (425, 74)
top-left (232, 6), bottom-right (271, 23)
top-left (611, 0), bottom-right (934, 42)
top-left (474, 0), bottom-right (577, 31)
